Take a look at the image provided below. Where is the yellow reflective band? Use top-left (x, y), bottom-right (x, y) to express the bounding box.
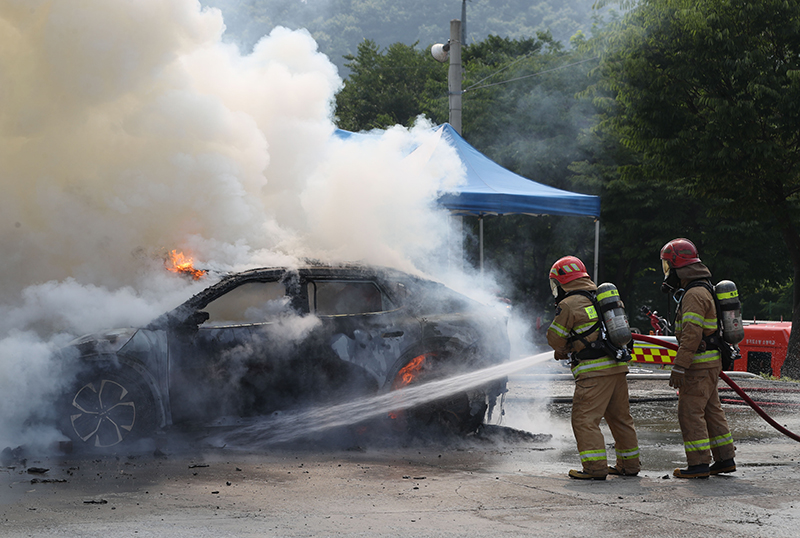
top-left (573, 321), bottom-right (597, 333)
top-left (571, 358), bottom-right (619, 377)
top-left (709, 433), bottom-right (734, 448)
top-left (716, 290), bottom-right (738, 300)
top-left (615, 447), bottom-right (640, 460)
top-left (693, 350), bottom-right (720, 364)
top-left (681, 312), bottom-right (705, 326)
top-left (684, 438), bottom-right (711, 452)
top-left (579, 449), bottom-right (607, 462)
top-left (584, 305), bottom-right (598, 319)
top-left (597, 288), bottom-right (619, 301)
top-left (680, 312), bottom-right (717, 330)
top-left (548, 322), bottom-right (570, 338)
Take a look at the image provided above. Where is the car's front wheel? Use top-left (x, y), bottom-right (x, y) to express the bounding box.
top-left (59, 367), bottom-right (156, 451)
top-left (389, 349), bottom-right (487, 436)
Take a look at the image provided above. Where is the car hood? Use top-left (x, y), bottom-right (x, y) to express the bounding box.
top-left (66, 327), bottom-right (139, 357)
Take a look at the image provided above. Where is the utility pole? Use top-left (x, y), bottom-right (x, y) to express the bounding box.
top-left (448, 19), bottom-right (462, 135)
top-left (461, 0), bottom-right (467, 44)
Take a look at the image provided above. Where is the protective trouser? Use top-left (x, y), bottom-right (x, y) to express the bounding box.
top-left (571, 371), bottom-right (640, 475)
top-left (677, 366), bottom-right (735, 466)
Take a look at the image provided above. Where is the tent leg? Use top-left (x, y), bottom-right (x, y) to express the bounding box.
top-left (449, 214), bottom-right (464, 270)
top-left (593, 219), bottom-right (600, 281)
top-left (479, 216), bottom-right (484, 275)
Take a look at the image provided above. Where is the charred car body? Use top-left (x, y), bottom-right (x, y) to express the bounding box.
top-left (57, 265), bottom-right (511, 450)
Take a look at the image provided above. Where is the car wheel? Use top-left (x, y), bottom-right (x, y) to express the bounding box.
top-left (60, 367), bottom-right (156, 451)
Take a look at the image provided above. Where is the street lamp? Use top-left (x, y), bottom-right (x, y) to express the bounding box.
top-left (431, 19), bottom-right (462, 135)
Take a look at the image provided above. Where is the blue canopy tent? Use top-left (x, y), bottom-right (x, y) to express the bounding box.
top-left (333, 123), bottom-right (602, 277)
top-left (432, 123), bottom-right (601, 277)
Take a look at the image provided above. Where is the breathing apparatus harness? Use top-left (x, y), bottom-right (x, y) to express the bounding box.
top-left (669, 279), bottom-right (740, 370)
top-left (563, 289), bottom-right (633, 363)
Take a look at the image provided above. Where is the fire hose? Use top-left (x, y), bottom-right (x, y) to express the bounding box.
top-left (632, 333), bottom-right (800, 443)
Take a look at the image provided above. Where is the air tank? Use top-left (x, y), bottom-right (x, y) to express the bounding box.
top-left (596, 283), bottom-right (632, 347)
top-left (715, 280), bottom-right (744, 344)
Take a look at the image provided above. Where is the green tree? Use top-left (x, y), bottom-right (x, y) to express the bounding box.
top-left (334, 40), bottom-right (447, 131)
top-left (200, 0), bottom-right (600, 75)
top-left (596, 0), bottom-right (800, 375)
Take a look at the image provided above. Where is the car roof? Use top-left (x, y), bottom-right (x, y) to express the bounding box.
top-left (151, 263), bottom-right (438, 328)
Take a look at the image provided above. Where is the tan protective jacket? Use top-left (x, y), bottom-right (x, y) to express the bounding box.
top-left (547, 277), bottom-right (629, 379)
top-left (674, 263), bottom-right (720, 371)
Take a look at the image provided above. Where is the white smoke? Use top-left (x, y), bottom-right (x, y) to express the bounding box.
top-left (0, 0), bottom-right (468, 450)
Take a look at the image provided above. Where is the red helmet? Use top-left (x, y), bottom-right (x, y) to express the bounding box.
top-left (660, 238), bottom-right (701, 269)
top-left (549, 256), bottom-right (589, 285)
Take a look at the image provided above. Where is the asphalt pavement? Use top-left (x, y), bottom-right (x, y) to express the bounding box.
top-left (1, 372), bottom-right (799, 537)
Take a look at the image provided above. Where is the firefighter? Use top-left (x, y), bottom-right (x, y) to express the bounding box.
top-left (546, 256), bottom-right (640, 480)
top-left (660, 238), bottom-right (736, 478)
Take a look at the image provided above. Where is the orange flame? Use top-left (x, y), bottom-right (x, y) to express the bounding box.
top-left (165, 250), bottom-right (207, 280)
top-left (392, 354), bottom-right (428, 390)
top-left (388, 353), bottom-right (431, 421)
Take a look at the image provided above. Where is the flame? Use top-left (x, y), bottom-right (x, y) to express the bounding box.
top-left (392, 354), bottom-right (428, 390)
top-left (388, 353), bottom-right (432, 421)
top-left (165, 250), bottom-right (207, 280)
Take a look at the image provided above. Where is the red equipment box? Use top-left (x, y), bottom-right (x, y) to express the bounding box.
top-left (736, 321), bottom-right (791, 377)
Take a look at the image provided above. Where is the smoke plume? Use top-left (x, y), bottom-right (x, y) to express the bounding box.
top-left (0, 0), bottom-right (471, 449)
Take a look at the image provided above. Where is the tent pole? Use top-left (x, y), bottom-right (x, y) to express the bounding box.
top-left (479, 215), bottom-right (484, 275)
top-left (593, 219), bottom-right (600, 281)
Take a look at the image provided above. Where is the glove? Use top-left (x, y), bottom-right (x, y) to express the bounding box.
top-left (669, 367), bottom-right (685, 389)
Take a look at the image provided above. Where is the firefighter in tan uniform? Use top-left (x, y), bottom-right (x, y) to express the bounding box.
top-left (546, 256), bottom-right (640, 480)
top-left (660, 238), bottom-right (736, 478)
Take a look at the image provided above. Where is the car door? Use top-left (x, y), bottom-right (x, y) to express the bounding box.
top-left (167, 279), bottom-right (296, 422)
top-left (306, 277), bottom-right (422, 390)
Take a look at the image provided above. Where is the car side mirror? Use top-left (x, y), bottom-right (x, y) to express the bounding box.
top-left (188, 311), bottom-right (210, 327)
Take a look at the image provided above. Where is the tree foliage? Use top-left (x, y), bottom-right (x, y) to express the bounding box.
top-left (334, 40), bottom-right (447, 131)
top-left (596, 0), bottom-right (800, 375)
top-left (200, 0), bottom-right (600, 75)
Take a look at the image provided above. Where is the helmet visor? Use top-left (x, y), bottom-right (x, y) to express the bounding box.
top-left (662, 259), bottom-right (671, 276)
top-left (550, 278), bottom-right (559, 298)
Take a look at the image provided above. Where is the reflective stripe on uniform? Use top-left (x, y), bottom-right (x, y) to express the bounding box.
top-left (709, 432), bottom-right (734, 448)
top-left (684, 438), bottom-right (711, 453)
top-left (675, 312), bottom-right (717, 332)
top-left (548, 321), bottom-right (570, 338)
top-left (570, 357), bottom-right (618, 377)
top-left (615, 446), bottom-right (640, 460)
top-left (571, 320), bottom-right (598, 338)
top-left (692, 349), bottom-right (720, 365)
top-left (579, 449), bottom-right (607, 463)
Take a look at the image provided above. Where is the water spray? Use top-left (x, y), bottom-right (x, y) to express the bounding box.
top-left (216, 351), bottom-right (554, 448)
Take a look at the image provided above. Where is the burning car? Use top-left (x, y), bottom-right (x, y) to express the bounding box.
top-left (56, 264), bottom-right (511, 451)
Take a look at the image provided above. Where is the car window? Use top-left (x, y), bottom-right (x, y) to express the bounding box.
top-left (310, 280), bottom-right (385, 315)
top-left (202, 281), bottom-right (288, 325)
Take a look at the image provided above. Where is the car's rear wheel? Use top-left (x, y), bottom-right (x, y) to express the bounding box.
top-left (59, 367), bottom-right (156, 451)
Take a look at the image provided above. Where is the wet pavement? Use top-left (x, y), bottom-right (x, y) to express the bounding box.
top-left (2, 371), bottom-right (800, 537)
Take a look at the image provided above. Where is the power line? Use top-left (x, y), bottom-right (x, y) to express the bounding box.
top-left (463, 56), bottom-right (600, 93)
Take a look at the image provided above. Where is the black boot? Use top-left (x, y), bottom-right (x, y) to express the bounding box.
top-left (710, 459), bottom-right (736, 475)
top-left (673, 464), bottom-right (710, 479)
top-left (568, 469), bottom-right (607, 480)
